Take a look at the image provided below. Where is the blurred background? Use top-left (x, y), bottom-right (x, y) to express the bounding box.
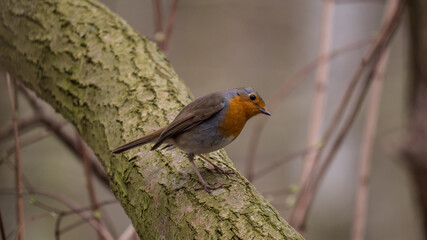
top-left (0, 0), bottom-right (422, 239)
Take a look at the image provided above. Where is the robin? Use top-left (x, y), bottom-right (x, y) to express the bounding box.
top-left (112, 87), bottom-right (270, 192)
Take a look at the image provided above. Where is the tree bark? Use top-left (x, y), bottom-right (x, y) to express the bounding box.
top-left (405, 0), bottom-right (427, 237)
top-left (0, 0), bottom-right (303, 239)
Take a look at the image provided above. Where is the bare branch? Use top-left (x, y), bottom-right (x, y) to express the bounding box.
top-left (78, 135), bottom-right (104, 240)
top-left (6, 73), bottom-right (25, 240)
top-left (152, 0), bottom-right (163, 45)
top-left (351, 1), bottom-right (394, 238)
top-left (61, 199), bottom-right (118, 216)
top-left (289, 0), bottom-right (406, 231)
top-left (0, 188), bottom-right (115, 240)
top-left (32, 199), bottom-right (63, 214)
top-left (159, 0), bottom-right (179, 51)
top-left (57, 218), bottom-right (87, 236)
top-left (0, 115), bottom-right (41, 143)
top-left (118, 225), bottom-right (138, 240)
top-left (2, 129), bottom-right (53, 167)
top-left (300, 0), bottom-right (334, 198)
top-left (336, 0), bottom-right (385, 3)
top-left (351, 47), bottom-right (389, 240)
top-left (253, 147), bottom-right (316, 182)
top-left (246, 36), bottom-right (372, 181)
top-left (9, 213), bottom-right (52, 240)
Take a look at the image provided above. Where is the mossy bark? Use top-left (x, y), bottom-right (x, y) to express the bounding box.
top-left (0, 0), bottom-right (303, 239)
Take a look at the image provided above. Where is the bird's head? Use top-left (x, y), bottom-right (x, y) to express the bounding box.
top-left (231, 88), bottom-right (271, 118)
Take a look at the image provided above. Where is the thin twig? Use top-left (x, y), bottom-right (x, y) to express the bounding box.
top-left (9, 213), bottom-right (52, 240)
top-left (293, 58), bottom-right (376, 234)
top-left (61, 199), bottom-right (118, 216)
top-left (79, 136), bottom-right (99, 213)
top-left (159, 0), bottom-right (179, 51)
top-left (245, 36), bottom-right (372, 181)
top-left (95, 209), bottom-right (118, 238)
top-left (0, 114), bottom-right (41, 142)
top-left (0, 209), bottom-right (6, 240)
top-left (1, 134), bottom-right (115, 240)
top-left (52, 199), bottom-right (117, 240)
top-left (2, 129), bottom-right (54, 166)
top-left (32, 199), bottom-right (63, 214)
top-left (306, 0), bottom-right (403, 171)
top-left (351, 49), bottom-right (389, 240)
top-left (253, 147), bottom-right (316, 182)
top-left (118, 225), bottom-right (137, 240)
top-left (27, 197), bottom-right (117, 239)
top-left (268, 37), bottom-right (372, 113)
top-left (78, 134), bottom-right (103, 240)
top-left (351, 1), bottom-right (394, 239)
top-left (289, 0), bottom-right (405, 231)
top-left (152, 0), bottom-right (163, 44)
top-left (58, 218), bottom-right (87, 235)
top-left (0, 188), bottom-right (115, 240)
top-left (2, 129), bottom-right (57, 191)
top-left (56, 198), bottom-right (117, 240)
top-left (300, 0), bottom-right (334, 194)
top-left (337, 0), bottom-right (385, 3)
top-left (3, 160), bottom-right (33, 190)
top-left (7, 73), bottom-right (25, 240)
top-left (55, 213), bottom-right (64, 240)
top-left (29, 197), bottom-right (117, 217)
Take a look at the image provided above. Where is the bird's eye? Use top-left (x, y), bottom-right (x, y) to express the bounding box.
top-left (249, 94), bottom-right (256, 101)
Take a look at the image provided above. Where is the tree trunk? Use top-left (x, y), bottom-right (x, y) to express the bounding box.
top-left (0, 0), bottom-right (303, 239)
top-left (405, 0), bottom-right (427, 237)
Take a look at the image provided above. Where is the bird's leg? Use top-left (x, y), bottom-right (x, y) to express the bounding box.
top-left (198, 154), bottom-right (235, 174)
top-left (188, 153), bottom-right (222, 192)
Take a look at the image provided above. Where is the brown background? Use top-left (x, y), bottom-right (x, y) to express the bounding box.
top-left (0, 1), bottom-right (420, 239)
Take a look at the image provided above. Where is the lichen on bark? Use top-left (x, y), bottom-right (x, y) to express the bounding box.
top-left (0, 0), bottom-right (304, 239)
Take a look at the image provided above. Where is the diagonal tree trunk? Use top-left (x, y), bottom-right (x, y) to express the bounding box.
top-left (0, 0), bottom-right (303, 239)
top-left (405, 0), bottom-right (427, 237)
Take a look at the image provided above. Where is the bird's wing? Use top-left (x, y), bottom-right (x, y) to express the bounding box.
top-left (151, 92), bottom-right (225, 150)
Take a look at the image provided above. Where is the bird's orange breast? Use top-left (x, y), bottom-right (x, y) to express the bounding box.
top-left (217, 96), bottom-right (258, 139)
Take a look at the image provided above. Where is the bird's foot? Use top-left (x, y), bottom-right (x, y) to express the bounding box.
top-left (198, 154), bottom-right (235, 175)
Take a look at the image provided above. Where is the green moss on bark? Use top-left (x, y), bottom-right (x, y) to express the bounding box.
top-left (0, 0), bottom-right (304, 239)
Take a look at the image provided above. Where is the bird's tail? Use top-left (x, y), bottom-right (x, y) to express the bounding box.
top-left (112, 127), bottom-right (165, 154)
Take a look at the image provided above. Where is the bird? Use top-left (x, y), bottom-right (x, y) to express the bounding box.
top-left (112, 87), bottom-right (270, 192)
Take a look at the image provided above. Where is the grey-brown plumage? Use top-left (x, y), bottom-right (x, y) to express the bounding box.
top-left (112, 91), bottom-right (225, 154)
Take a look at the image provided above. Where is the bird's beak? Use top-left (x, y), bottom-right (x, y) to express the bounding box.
top-left (258, 107), bottom-right (271, 116)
